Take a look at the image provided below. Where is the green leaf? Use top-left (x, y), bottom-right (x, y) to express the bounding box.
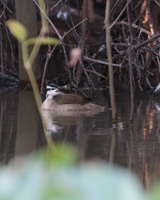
top-left (150, 183), bottom-right (160, 200)
top-left (6, 19), bottom-right (28, 42)
top-left (37, 144), bottom-right (77, 166)
top-left (0, 145), bottom-right (147, 200)
top-left (26, 37), bottom-right (59, 46)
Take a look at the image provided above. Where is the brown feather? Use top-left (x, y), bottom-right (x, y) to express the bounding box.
top-left (53, 94), bottom-right (84, 105)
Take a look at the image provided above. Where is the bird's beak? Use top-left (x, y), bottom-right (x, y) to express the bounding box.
top-left (46, 85), bottom-right (53, 90)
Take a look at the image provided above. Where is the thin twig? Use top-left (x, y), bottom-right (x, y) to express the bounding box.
top-left (33, 0), bottom-right (88, 89)
top-left (50, 0), bottom-right (62, 11)
top-left (127, 0), bottom-right (134, 122)
top-left (135, 33), bottom-right (160, 50)
top-left (110, 0), bottom-right (131, 29)
top-left (116, 21), bottom-right (154, 36)
top-left (86, 69), bottom-right (107, 79)
top-left (0, 27), bottom-right (3, 78)
top-left (105, 0), bottom-right (117, 123)
top-left (153, 0), bottom-right (160, 7)
top-left (63, 18), bottom-right (87, 39)
top-left (84, 56), bottom-right (121, 67)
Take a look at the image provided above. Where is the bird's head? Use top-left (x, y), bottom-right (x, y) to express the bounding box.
top-left (46, 86), bottom-right (64, 100)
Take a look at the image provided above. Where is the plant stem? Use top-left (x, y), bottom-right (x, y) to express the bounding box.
top-left (105, 0), bottom-right (117, 123)
top-left (22, 43), bottom-right (54, 149)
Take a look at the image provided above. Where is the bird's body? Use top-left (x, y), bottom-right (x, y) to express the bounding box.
top-left (53, 93), bottom-right (84, 105)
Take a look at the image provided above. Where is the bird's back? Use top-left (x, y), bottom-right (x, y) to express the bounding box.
top-left (54, 94), bottom-right (84, 105)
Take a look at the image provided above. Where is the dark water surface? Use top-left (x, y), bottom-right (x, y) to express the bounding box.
top-left (1, 90), bottom-right (160, 188)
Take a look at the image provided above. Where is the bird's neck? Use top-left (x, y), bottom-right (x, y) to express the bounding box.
top-left (47, 93), bottom-right (64, 100)
top-left (47, 95), bottom-right (53, 100)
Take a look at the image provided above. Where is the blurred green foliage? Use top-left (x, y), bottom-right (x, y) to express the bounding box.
top-left (0, 144), bottom-right (152, 200)
top-left (6, 19), bottom-right (28, 42)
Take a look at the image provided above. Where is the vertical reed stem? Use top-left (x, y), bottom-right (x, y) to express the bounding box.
top-left (127, 1), bottom-right (134, 122)
top-left (105, 0), bottom-right (117, 123)
top-left (75, 0), bottom-right (88, 85)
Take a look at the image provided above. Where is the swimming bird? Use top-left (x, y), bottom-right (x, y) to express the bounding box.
top-left (41, 87), bottom-right (104, 112)
top-left (45, 87), bottom-right (84, 105)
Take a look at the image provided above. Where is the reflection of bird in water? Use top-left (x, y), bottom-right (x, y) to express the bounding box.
top-left (43, 110), bottom-right (64, 134)
top-left (41, 87), bottom-right (105, 112)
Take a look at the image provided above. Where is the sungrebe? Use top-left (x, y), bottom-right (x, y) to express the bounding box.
top-left (41, 87), bottom-right (104, 112)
